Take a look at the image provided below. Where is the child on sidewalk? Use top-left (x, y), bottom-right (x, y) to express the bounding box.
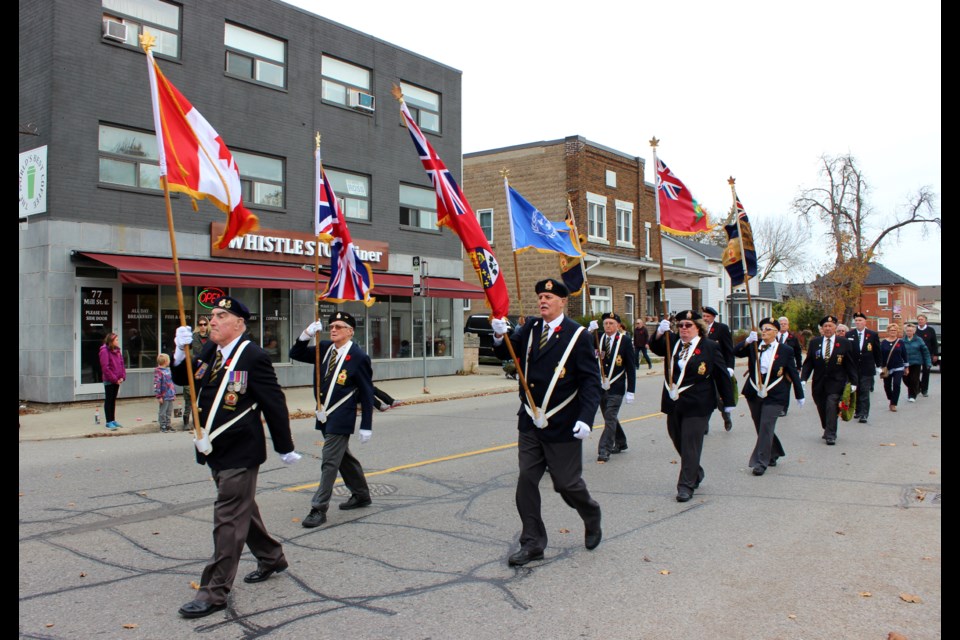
top-left (154, 353), bottom-right (177, 433)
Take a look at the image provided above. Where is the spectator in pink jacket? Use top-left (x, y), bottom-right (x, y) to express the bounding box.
top-left (98, 333), bottom-right (126, 430)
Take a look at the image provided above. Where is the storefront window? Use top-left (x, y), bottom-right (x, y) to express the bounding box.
top-left (367, 300), bottom-right (389, 359)
top-left (80, 286), bottom-right (114, 384)
top-left (432, 298), bottom-right (452, 357)
top-left (231, 287), bottom-right (262, 348)
top-left (159, 286), bottom-right (194, 360)
top-left (391, 297), bottom-right (414, 358)
top-left (262, 288), bottom-right (289, 363)
top-left (121, 285), bottom-right (158, 369)
top-left (342, 301), bottom-right (368, 352)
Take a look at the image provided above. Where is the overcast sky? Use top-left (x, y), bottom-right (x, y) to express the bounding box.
top-left (293, 0), bottom-right (941, 285)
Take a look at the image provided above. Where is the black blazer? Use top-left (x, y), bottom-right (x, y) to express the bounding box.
top-left (598, 332), bottom-right (637, 395)
top-left (495, 316), bottom-right (601, 443)
top-left (801, 336), bottom-right (858, 398)
top-left (649, 332), bottom-right (735, 417)
top-left (290, 338), bottom-right (374, 435)
top-left (734, 340), bottom-right (804, 406)
top-left (705, 321), bottom-right (735, 370)
top-left (777, 331), bottom-right (804, 369)
top-left (173, 336), bottom-right (294, 470)
top-left (847, 328), bottom-right (882, 374)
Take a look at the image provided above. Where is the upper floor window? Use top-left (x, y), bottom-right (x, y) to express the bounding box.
top-left (671, 257), bottom-right (687, 267)
top-left (615, 200), bottom-right (633, 246)
top-left (102, 0), bottom-right (180, 58)
top-left (399, 184), bottom-right (438, 231)
top-left (644, 222), bottom-right (652, 258)
top-left (321, 55), bottom-right (374, 112)
top-left (878, 289), bottom-right (889, 306)
top-left (477, 208), bottom-right (493, 243)
top-left (590, 286), bottom-right (612, 314)
top-left (401, 82), bottom-right (441, 133)
top-left (233, 151), bottom-right (284, 209)
top-left (326, 169), bottom-right (370, 221)
top-left (877, 316), bottom-right (889, 332)
top-left (224, 23), bottom-right (285, 88)
top-left (605, 170), bottom-right (617, 188)
top-left (98, 124), bottom-right (160, 191)
top-left (586, 192), bottom-right (607, 242)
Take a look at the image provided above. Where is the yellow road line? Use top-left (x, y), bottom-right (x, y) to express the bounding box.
top-left (284, 411), bottom-right (664, 492)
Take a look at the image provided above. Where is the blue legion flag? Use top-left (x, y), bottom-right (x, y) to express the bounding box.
top-left (506, 186), bottom-right (584, 256)
top-left (722, 196), bottom-right (758, 287)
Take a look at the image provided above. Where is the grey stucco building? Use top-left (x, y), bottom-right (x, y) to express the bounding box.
top-left (20, 0), bottom-right (479, 403)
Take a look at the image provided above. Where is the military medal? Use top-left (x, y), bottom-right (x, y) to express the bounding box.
top-left (194, 362), bottom-right (208, 379)
top-left (224, 391), bottom-right (239, 406)
top-left (230, 371), bottom-right (248, 394)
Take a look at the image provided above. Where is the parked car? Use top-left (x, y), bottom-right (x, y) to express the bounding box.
top-left (464, 314), bottom-right (519, 363)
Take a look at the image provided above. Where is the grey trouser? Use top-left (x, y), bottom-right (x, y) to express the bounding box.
top-left (311, 433), bottom-right (369, 511)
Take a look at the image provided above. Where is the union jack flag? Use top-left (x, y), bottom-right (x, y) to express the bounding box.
top-left (398, 99), bottom-right (510, 318)
top-left (655, 156), bottom-right (712, 236)
top-left (722, 189), bottom-right (757, 287)
top-left (315, 146), bottom-right (375, 306)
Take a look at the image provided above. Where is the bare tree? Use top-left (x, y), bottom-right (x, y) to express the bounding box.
top-left (752, 215), bottom-right (809, 281)
top-left (793, 153), bottom-right (939, 317)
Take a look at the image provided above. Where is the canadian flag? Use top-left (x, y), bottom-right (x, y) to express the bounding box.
top-left (145, 48), bottom-right (257, 249)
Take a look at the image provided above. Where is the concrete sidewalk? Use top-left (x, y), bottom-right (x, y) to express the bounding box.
top-left (19, 363), bottom-right (665, 441)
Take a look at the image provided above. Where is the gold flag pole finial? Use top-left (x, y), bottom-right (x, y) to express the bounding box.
top-left (390, 84), bottom-right (404, 102)
top-left (139, 32), bottom-right (157, 53)
top-left (499, 167), bottom-right (510, 179)
top-left (315, 132), bottom-right (321, 149)
top-left (649, 136), bottom-right (660, 149)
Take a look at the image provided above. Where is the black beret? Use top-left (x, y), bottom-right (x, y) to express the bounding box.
top-left (819, 315), bottom-right (839, 326)
top-left (212, 296), bottom-right (251, 321)
top-left (758, 317), bottom-right (779, 330)
top-left (328, 310), bottom-right (357, 329)
top-left (701, 306), bottom-right (719, 317)
top-left (852, 312), bottom-right (867, 319)
top-left (674, 310), bottom-right (702, 321)
top-left (600, 312), bottom-right (621, 324)
top-left (535, 278), bottom-right (569, 297)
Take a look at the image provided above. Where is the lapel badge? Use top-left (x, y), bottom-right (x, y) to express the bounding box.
top-left (615, 355), bottom-right (623, 367)
top-left (194, 362), bottom-right (208, 379)
top-left (697, 362), bottom-right (707, 376)
top-left (836, 355), bottom-right (843, 365)
top-left (867, 343), bottom-right (873, 351)
top-left (557, 366), bottom-right (566, 378)
top-left (224, 391), bottom-right (239, 406)
top-left (337, 370), bottom-right (348, 385)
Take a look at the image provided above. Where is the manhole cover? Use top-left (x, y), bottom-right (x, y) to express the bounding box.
top-left (900, 485), bottom-right (940, 507)
top-left (333, 483), bottom-right (396, 497)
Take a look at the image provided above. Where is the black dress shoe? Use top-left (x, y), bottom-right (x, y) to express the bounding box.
top-left (597, 452), bottom-right (610, 463)
top-left (768, 458), bottom-right (778, 467)
top-left (614, 444), bottom-right (627, 453)
top-left (508, 548), bottom-right (544, 566)
top-left (752, 466), bottom-right (765, 476)
top-left (302, 508), bottom-right (327, 528)
top-left (585, 526), bottom-right (602, 550)
top-left (339, 495), bottom-right (372, 510)
top-left (723, 417), bottom-right (733, 432)
top-left (243, 559), bottom-right (288, 584)
top-left (858, 417), bottom-right (868, 424)
top-left (178, 600), bottom-right (226, 619)
top-left (676, 490), bottom-right (693, 502)
top-left (779, 410), bottom-right (787, 417)
top-left (825, 438), bottom-right (836, 445)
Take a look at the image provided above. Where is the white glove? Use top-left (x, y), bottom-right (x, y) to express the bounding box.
top-left (280, 451), bottom-right (302, 465)
top-left (797, 398), bottom-right (805, 408)
top-left (601, 379), bottom-right (611, 391)
top-left (194, 434), bottom-right (212, 455)
top-left (745, 331), bottom-right (758, 344)
top-left (625, 392), bottom-right (634, 404)
top-left (875, 367), bottom-right (881, 376)
top-left (358, 429), bottom-right (372, 444)
top-left (851, 385), bottom-right (857, 393)
top-left (723, 406), bottom-right (735, 414)
top-left (588, 320), bottom-right (599, 333)
top-left (657, 319), bottom-right (672, 336)
top-left (572, 421), bottom-right (591, 440)
top-left (490, 317), bottom-right (510, 336)
top-left (727, 368), bottom-right (734, 377)
top-left (300, 320), bottom-right (323, 341)
top-left (175, 326), bottom-right (194, 349)
top-left (532, 412), bottom-right (548, 429)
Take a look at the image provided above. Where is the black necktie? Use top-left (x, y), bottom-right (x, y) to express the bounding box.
top-left (604, 337), bottom-right (612, 359)
top-left (209, 350), bottom-right (224, 382)
top-left (824, 338), bottom-right (832, 360)
top-left (326, 349), bottom-right (338, 380)
top-left (539, 326), bottom-right (550, 350)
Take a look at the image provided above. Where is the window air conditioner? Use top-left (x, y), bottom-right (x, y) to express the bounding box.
top-left (103, 19), bottom-right (128, 42)
top-left (348, 89), bottom-right (376, 112)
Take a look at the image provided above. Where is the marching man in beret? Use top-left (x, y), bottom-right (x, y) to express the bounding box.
top-left (491, 278), bottom-right (603, 566)
top-left (172, 296), bottom-right (300, 619)
top-left (291, 311), bottom-right (375, 528)
top-left (593, 312), bottom-right (636, 463)
top-left (801, 316), bottom-right (858, 445)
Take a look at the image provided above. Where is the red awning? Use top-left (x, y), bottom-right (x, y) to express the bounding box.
top-left (78, 253), bottom-right (485, 299)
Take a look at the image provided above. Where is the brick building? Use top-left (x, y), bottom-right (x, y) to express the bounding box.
top-left (464, 136), bottom-right (705, 326)
top-left (857, 263), bottom-right (920, 331)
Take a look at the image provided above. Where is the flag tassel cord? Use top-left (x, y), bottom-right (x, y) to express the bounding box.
top-left (650, 139), bottom-right (675, 391)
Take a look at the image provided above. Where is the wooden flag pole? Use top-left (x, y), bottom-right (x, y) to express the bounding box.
top-left (728, 177), bottom-right (761, 385)
top-left (313, 133), bottom-right (323, 412)
top-left (160, 176), bottom-right (202, 440)
top-left (650, 138), bottom-right (675, 392)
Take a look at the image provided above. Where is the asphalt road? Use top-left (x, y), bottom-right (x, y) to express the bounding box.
top-left (19, 373), bottom-right (941, 639)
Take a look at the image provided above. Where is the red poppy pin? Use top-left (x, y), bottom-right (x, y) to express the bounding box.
top-left (345, 355), bottom-right (351, 361)
top-left (553, 325), bottom-right (561, 333)
top-left (694, 349), bottom-right (701, 355)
